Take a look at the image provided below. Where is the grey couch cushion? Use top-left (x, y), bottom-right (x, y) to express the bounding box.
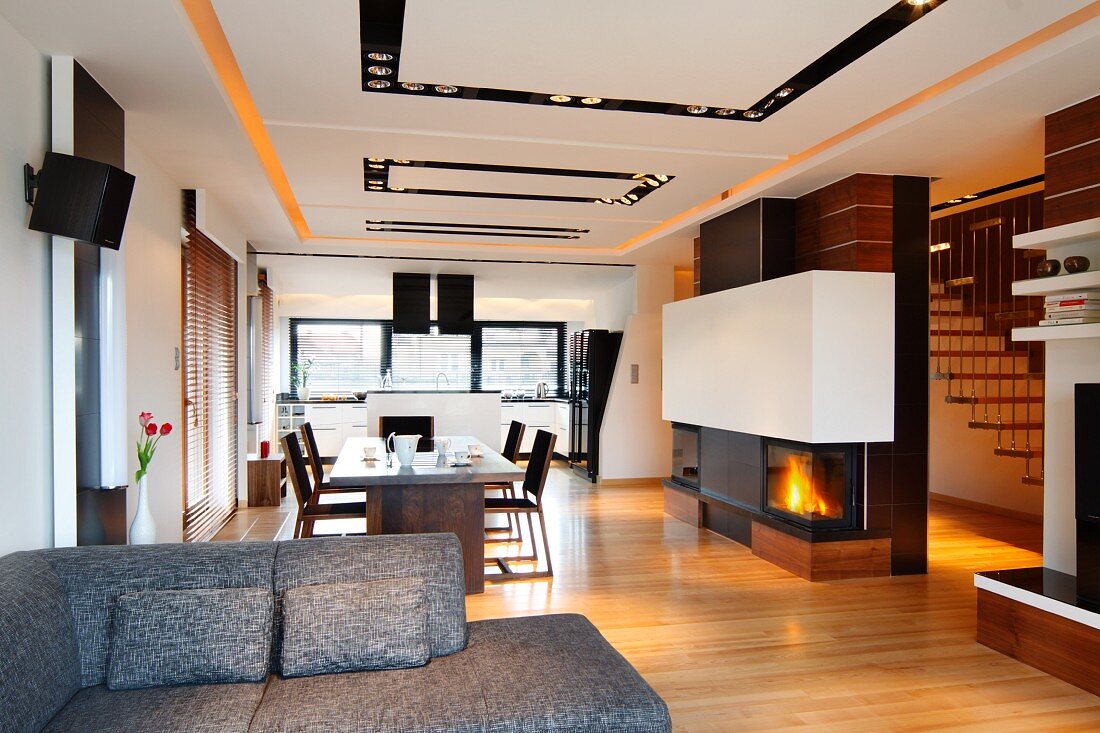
top-left (249, 614), bottom-right (671, 733)
top-left (282, 578), bottom-right (429, 677)
top-left (0, 552), bottom-right (81, 733)
top-left (274, 534), bottom-right (467, 659)
top-left (108, 587), bottom-right (273, 690)
top-left (43, 541), bottom-right (278, 687)
top-left (40, 681), bottom-right (267, 733)
top-left (471, 614), bottom-right (671, 732)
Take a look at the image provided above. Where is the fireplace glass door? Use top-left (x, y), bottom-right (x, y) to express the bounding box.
top-left (764, 440), bottom-right (855, 530)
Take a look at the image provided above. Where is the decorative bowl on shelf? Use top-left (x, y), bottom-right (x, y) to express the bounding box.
top-left (353, 391), bottom-right (367, 401)
top-left (1036, 259), bottom-right (1061, 277)
top-left (1064, 255), bottom-right (1091, 274)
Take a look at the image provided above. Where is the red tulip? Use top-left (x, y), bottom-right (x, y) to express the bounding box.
top-left (139, 411), bottom-right (153, 427)
top-left (160, 423), bottom-right (173, 436)
top-left (145, 422), bottom-right (158, 436)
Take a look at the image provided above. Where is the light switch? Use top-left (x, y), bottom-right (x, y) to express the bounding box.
top-left (630, 363), bottom-right (639, 384)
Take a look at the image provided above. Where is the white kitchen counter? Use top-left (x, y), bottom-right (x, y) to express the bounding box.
top-left (367, 392), bottom-right (503, 451)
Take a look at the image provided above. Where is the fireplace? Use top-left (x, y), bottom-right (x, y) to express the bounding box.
top-left (763, 438), bottom-right (859, 531)
top-left (671, 423), bottom-right (700, 489)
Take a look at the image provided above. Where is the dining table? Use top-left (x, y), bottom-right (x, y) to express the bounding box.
top-left (327, 435), bottom-right (524, 593)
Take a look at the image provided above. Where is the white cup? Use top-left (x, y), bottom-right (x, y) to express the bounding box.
top-left (434, 437), bottom-right (452, 455)
top-left (467, 443), bottom-right (483, 457)
top-left (362, 445), bottom-right (377, 461)
top-left (454, 449), bottom-right (471, 464)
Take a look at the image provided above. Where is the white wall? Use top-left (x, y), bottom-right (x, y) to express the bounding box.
top-left (1044, 338), bottom-right (1100, 574)
top-left (0, 15), bottom-right (52, 554)
top-left (600, 264), bottom-right (674, 480)
top-left (122, 142), bottom-right (185, 541)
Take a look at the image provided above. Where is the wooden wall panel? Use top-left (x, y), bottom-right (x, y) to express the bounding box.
top-left (977, 589), bottom-right (1100, 697)
top-left (1045, 94), bottom-right (1100, 227)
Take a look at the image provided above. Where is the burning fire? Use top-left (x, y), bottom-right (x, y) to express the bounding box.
top-left (781, 455), bottom-right (835, 517)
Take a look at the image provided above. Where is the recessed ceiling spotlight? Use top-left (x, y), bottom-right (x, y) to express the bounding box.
top-left (435, 84), bottom-right (459, 94)
top-left (389, 185), bottom-right (406, 191)
top-left (402, 82), bottom-right (425, 91)
top-left (643, 178), bottom-right (660, 187)
top-left (368, 179), bottom-right (384, 185)
top-left (367, 80), bottom-right (391, 89)
top-left (618, 196), bottom-right (632, 205)
top-left (598, 197), bottom-right (613, 204)
top-left (686, 105), bottom-right (708, 115)
top-left (743, 109), bottom-right (764, 119)
top-left (392, 159), bottom-right (411, 164)
top-left (368, 163), bottom-right (385, 169)
top-left (714, 108), bottom-right (736, 116)
top-left (775, 87), bottom-right (795, 98)
top-left (907, 0), bottom-right (933, 5)
top-left (627, 193), bottom-right (639, 201)
top-left (367, 219), bottom-right (382, 223)
top-left (581, 97), bottom-right (602, 105)
top-left (368, 185), bottom-right (383, 190)
top-left (947, 198), bottom-right (962, 204)
top-left (549, 95), bottom-right (572, 103)
top-left (367, 157), bottom-right (386, 162)
top-left (367, 52), bottom-right (394, 61)
top-left (367, 65), bottom-right (393, 76)
top-left (963, 193), bottom-right (978, 199)
top-left (655, 174), bottom-right (669, 182)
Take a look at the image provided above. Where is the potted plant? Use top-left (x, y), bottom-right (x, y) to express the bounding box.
top-left (291, 358), bottom-right (315, 400)
top-left (131, 411), bottom-right (172, 545)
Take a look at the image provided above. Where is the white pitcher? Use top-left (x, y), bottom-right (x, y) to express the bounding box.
top-left (387, 433), bottom-right (421, 466)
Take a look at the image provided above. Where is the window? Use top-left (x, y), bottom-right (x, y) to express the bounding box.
top-left (479, 324), bottom-right (565, 395)
top-left (290, 320), bottom-right (386, 392)
top-left (288, 319), bottom-right (566, 396)
top-left (391, 326), bottom-right (472, 390)
top-left (182, 191), bottom-right (239, 542)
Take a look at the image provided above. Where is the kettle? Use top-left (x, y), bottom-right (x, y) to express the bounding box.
top-left (386, 432), bottom-right (421, 466)
top-left (536, 381), bottom-right (549, 399)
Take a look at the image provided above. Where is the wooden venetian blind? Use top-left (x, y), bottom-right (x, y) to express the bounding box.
top-left (182, 191), bottom-right (239, 542)
top-left (258, 277), bottom-right (275, 443)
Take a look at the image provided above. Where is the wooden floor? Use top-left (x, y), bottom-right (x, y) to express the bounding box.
top-left (216, 467), bottom-right (1100, 731)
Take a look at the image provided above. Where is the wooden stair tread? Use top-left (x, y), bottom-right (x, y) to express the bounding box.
top-left (944, 395), bottom-right (1043, 405)
top-left (994, 447), bottom-right (1043, 458)
top-left (930, 350), bottom-right (1030, 357)
top-left (1021, 476), bottom-right (1045, 486)
top-left (930, 372), bottom-right (1043, 380)
top-left (968, 420), bottom-right (1044, 431)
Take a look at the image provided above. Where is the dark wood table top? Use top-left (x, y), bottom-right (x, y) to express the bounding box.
top-left (328, 436), bottom-right (524, 488)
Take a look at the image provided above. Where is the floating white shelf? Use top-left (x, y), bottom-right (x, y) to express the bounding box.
top-left (1012, 269), bottom-right (1100, 296)
top-left (1013, 323), bottom-right (1100, 342)
top-left (1013, 215), bottom-right (1100, 250)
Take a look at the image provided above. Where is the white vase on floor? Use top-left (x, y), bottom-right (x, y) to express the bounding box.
top-left (129, 474), bottom-right (156, 545)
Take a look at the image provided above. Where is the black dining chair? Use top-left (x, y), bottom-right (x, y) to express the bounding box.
top-left (280, 433), bottom-right (366, 539)
top-left (484, 428), bottom-right (556, 580)
top-left (485, 421), bottom-right (525, 541)
top-left (378, 415), bottom-right (435, 451)
top-left (298, 422), bottom-right (334, 488)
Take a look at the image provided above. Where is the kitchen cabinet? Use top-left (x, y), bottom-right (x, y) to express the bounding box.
top-left (500, 401), bottom-right (570, 457)
top-left (277, 402), bottom-right (371, 455)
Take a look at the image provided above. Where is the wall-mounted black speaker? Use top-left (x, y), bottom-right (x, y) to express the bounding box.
top-left (393, 272), bottom-right (430, 334)
top-left (27, 152), bottom-right (136, 250)
top-left (437, 274), bottom-right (474, 335)
top-left (1076, 383), bottom-right (1100, 609)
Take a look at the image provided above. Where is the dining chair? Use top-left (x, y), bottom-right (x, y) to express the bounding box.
top-left (485, 420), bottom-right (525, 541)
top-left (298, 422), bottom-right (335, 488)
top-left (484, 428), bottom-right (556, 580)
top-left (378, 415), bottom-right (435, 451)
top-left (280, 433), bottom-right (366, 539)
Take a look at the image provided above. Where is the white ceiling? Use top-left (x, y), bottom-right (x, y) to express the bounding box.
top-left (400, 0), bottom-right (890, 110)
top-left (1, 0), bottom-right (1098, 263)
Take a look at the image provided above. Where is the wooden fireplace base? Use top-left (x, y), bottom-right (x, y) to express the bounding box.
top-left (751, 522), bottom-right (891, 581)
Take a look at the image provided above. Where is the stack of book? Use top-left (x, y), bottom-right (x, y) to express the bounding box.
top-left (1040, 291), bottom-right (1100, 326)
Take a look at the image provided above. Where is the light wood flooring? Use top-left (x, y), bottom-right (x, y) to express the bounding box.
top-left (215, 466), bottom-right (1100, 731)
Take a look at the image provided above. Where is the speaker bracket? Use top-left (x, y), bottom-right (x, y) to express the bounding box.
top-left (24, 163), bottom-right (38, 205)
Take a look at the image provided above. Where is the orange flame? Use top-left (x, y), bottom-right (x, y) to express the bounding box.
top-left (782, 455), bottom-right (836, 517)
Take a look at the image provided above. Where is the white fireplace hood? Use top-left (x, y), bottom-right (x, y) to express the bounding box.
top-left (662, 270), bottom-right (895, 444)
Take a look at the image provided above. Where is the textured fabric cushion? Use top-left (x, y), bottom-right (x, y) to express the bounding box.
top-left (471, 614), bottom-right (671, 732)
top-left (107, 587), bottom-right (273, 690)
top-left (281, 578), bottom-right (429, 677)
top-left (249, 613), bottom-right (671, 733)
top-left (0, 552), bottom-right (81, 733)
top-left (40, 681), bottom-right (267, 733)
top-left (273, 534), bottom-right (467, 661)
top-left (43, 541), bottom-right (278, 687)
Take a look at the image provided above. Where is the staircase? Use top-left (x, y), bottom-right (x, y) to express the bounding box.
top-left (929, 280), bottom-right (1044, 486)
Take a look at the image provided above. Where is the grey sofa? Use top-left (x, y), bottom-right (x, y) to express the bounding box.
top-left (0, 534), bottom-right (671, 733)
